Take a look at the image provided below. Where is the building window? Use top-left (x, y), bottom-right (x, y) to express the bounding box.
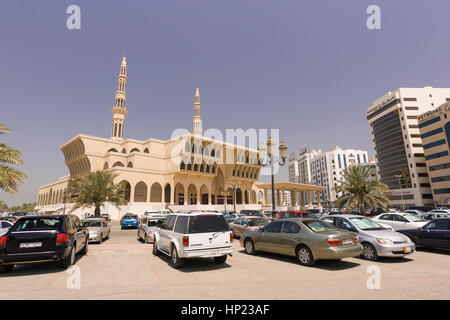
top-left (433, 188), bottom-right (450, 194)
top-left (418, 116), bottom-right (441, 129)
top-left (403, 98), bottom-right (417, 101)
top-left (423, 139), bottom-right (445, 150)
top-left (425, 151), bottom-right (449, 161)
top-left (421, 127), bottom-right (443, 139)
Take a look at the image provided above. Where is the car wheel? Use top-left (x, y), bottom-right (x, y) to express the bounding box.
top-left (361, 243), bottom-right (378, 261)
top-left (296, 245), bottom-right (316, 267)
top-left (244, 238), bottom-right (256, 255)
top-left (213, 255), bottom-right (227, 264)
top-left (0, 264), bottom-right (14, 273)
top-left (152, 239), bottom-right (160, 256)
top-left (170, 245), bottom-right (184, 269)
top-left (105, 232), bottom-right (110, 240)
top-left (60, 245), bottom-right (76, 268)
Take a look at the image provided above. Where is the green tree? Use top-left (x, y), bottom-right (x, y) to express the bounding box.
top-left (68, 170), bottom-right (127, 217)
top-left (334, 165), bottom-right (390, 215)
top-left (0, 124), bottom-right (27, 194)
top-left (0, 200), bottom-right (8, 213)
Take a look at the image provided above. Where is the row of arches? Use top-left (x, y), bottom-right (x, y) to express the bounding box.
top-left (61, 138), bottom-right (85, 163)
top-left (37, 188), bottom-right (67, 206)
top-left (118, 180), bottom-right (260, 205)
top-left (107, 147), bottom-right (150, 154)
top-left (232, 166), bottom-right (259, 179)
top-left (180, 162), bottom-right (216, 174)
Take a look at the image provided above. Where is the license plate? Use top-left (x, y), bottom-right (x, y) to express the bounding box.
top-left (343, 239), bottom-right (352, 245)
top-left (20, 242), bottom-right (42, 248)
top-left (127, 224), bottom-right (131, 226)
top-left (403, 247), bottom-right (411, 253)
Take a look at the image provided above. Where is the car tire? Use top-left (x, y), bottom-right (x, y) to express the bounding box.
top-left (170, 245), bottom-right (184, 269)
top-left (152, 239), bottom-right (160, 256)
top-left (105, 232), bottom-right (110, 240)
top-left (296, 245), bottom-right (316, 267)
top-left (0, 264), bottom-right (14, 273)
top-left (244, 238), bottom-right (256, 255)
top-left (213, 255), bottom-right (227, 264)
top-left (361, 243), bottom-right (378, 261)
top-left (60, 245), bottom-right (76, 268)
top-left (82, 239), bottom-right (88, 255)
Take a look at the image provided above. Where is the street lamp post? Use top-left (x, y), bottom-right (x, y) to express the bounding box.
top-left (230, 182), bottom-right (241, 213)
top-left (394, 174), bottom-right (404, 211)
top-left (259, 137), bottom-right (288, 216)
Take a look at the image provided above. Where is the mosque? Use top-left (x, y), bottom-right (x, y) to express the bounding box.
top-left (35, 56), bottom-right (324, 219)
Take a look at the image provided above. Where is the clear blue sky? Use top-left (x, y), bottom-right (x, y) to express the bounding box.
top-left (1, 0), bottom-right (450, 206)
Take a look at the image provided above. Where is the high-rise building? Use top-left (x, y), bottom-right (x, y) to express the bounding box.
top-left (418, 102), bottom-right (450, 206)
top-left (366, 87), bottom-right (450, 208)
top-left (289, 146), bottom-right (368, 203)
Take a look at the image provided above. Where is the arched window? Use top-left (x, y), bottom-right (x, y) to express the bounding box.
top-left (212, 165), bottom-right (216, 174)
top-left (107, 148), bottom-right (118, 153)
top-left (211, 149), bottom-right (215, 157)
top-left (103, 162), bottom-right (108, 169)
top-left (112, 161), bottom-right (124, 167)
top-left (180, 161), bottom-right (185, 170)
top-left (121, 148), bottom-right (126, 153)
top-left (127, 162), bottom-right (133, 168)
top-left (206, 165), bottom-right (210, 173)
top-left (130, 148), bottom-right (140, 153)
top-left (194, 164), bottom-right (198, 171)
top-left (144, 148), bottom-right (149, 153)
top-left (185, 142), bottom-right (190, 153)
top-left (200, 164), bottom-right (204, 172)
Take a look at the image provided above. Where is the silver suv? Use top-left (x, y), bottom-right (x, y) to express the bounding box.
top-left (152, 212), bottom-right (234, 268)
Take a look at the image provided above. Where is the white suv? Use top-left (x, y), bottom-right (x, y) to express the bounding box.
top-left (152, 212), bottom-right (234, 268)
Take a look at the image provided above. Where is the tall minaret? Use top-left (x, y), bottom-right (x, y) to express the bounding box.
top-left (110, 56), bottom-right (128, 140)
top-left (192, 87), bottom-right (203, 136)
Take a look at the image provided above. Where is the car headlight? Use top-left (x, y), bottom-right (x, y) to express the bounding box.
top-left (376, 238), bottom-right (394, 245)
top-left (405, 237), bottom-right (412, 244)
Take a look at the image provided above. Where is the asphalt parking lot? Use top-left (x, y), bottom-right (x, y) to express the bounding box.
top-left (1, 222), bottom-right (449, 300)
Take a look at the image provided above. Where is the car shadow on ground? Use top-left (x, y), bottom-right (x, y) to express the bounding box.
top-left (416, 247), bottom-right (450, 256)
top-left (236, 249), bottom-right (361, 271)
top-left (155, 254), bottom-right (232, 273)
top-left (0, 254), bottom-right (84, 278)
top-left (355, 256), bottom-right (414, 264)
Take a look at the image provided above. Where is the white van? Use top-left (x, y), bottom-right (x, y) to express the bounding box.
top-left (153, 212), bottom-right (234, 268)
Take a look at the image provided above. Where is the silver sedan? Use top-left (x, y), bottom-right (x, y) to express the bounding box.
top-left (321, 215), bottom-right (415, 261)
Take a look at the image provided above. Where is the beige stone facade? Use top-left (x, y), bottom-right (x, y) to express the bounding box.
top-left (35, 56), bottom-right (323, 219)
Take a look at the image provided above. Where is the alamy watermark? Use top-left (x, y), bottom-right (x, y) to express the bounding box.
top-left (366, 265), bottom-right (381, 290)
top-left (66, 265), bottom-right (81, 289)
top-left (66, 5), bottom-right (81, 30)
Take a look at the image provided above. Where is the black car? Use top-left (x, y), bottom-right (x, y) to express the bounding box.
top-left (0, 214), bottom-right (89, 273)
top-left (398, 218), bottom-right (450, 250)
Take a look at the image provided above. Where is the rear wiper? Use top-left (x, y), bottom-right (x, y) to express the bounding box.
top-left (212, 231), bottom-right (225, 238)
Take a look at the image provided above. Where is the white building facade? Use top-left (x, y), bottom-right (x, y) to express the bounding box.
top-left (289, 146), bottom-right (368, 204)
top-left (366, 87), bottom-right (450, 208)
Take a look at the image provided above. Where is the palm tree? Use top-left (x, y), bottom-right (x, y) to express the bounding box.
top-left (334, 165), bottom-right (390, 215)
top-left (0, 124), bottom-right (27, 193)
top-left (68, 170), bottom-right (127, 217)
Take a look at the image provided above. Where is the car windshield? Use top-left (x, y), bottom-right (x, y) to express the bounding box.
top-left (349, 217), bottom-right (384, 230)
top-left (147, 219), bottom-right (161, 226)
top-left (188, 215), bottom-right (230, 233)
top-left (302, 220), bottom-right (337, 232)
top-left (403, 214), bottom-right (425, 222)
top-left (247, 218), bottom-right (267, 226)
top-left (11, 218), bottom-right (61, 231)
top-left (82, 220), bottom-right (102, 227)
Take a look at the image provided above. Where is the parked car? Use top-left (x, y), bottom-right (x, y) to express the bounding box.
top-left (0, 216), bottom-right (17, 224)
top-left (225, 214), bottom-right (239, 223)
top-left (321, 215), bottom-right (415, 260)
top-left (421, 212), bottom-right (449, 221)
top-left (398, 218), bottom-right (450, 250)
top-left (278, 211), bottom-right (318, 219)
top-left (120, 213), bottom-right (140, 229)
top-left (427, 209), bottom-right (450, 215)
top-left (406, 206), bottom-right (435, 213)
top-left (138, 216), bottom-right (164, 243)
top-left (303, 208), bottom-right (323, 218)
top-left (82, 218), bottom-right (110, 244)
top-left (403, 209), bottom-right (425, 216)
top-left (229, 216), bottom-right (268, 238)
top-left (152, 212), bottom-right (233, 268)
top-left (372, 212), bottom-right (428, 230)
top-left (10, 212), bottom-right (27, 218)
top-left (0, 221), bottom-right (13, 236)
top-left (0, 214), bottom-right (88, 273)
top-left (239, 210), bottom-right (261, 216)
top-left (240, 219), bottom-right (362, 266)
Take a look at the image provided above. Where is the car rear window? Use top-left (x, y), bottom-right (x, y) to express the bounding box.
top-left (82, 220), bottom-right (102, 227)
top-left (124, 215), bottom-right (138, 219)
top-left (11, 218), bottom-right (62, 231)
top-left (302, 220), bottom-right (337, 232)
top-left (188, 215), bottom-right (230, 233)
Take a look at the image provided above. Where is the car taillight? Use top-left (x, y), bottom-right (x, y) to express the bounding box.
top-left (353, 236), bottom-right (359, 243)
top-left (325, 237), bottom-right (342, 246)
top-left (183, 236), bottom-right (189, 246)
top-left (230, 233), bottom-right (233, 242)
top-left (56, 233), bottom-right (69, 243)
top-left (0, 236), bottom-right (7, 246)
